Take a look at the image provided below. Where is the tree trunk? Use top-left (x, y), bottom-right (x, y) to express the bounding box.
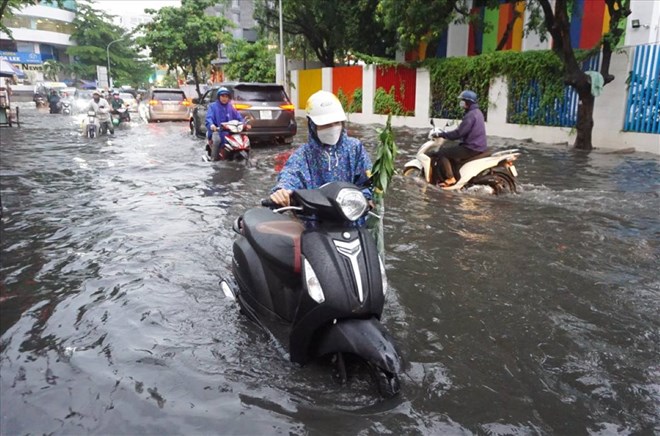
top-left (190, 61), bottom-right (202, 99)
top-left (574, 86), bottom-right (594, 150)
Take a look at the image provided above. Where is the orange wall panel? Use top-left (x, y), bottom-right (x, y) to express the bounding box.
top-left (332, 66), bottom-right (363, 108)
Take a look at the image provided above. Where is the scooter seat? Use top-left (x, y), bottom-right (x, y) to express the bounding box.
top-left (241, 208), bottom-right (304, 273)
top-left (459, 149), bottom-right (492, 164)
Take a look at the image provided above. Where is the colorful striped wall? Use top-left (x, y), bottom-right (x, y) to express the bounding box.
top-left (438, 0), bottom-right (625, 58)
top-left (297, 69), bottom-right (322, 109)
top-left (332, 66), bottom-right (363, 108)
top-left (375, 66), bottom-right (417, 113)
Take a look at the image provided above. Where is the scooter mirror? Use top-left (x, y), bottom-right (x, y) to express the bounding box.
top-left (430, 119), bottom-right (435, 127)
top-left (445, 120), bottom-right (454, 127)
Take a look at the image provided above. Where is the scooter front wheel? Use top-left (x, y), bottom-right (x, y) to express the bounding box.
top-left (369, 362), bottom-right (401, 397)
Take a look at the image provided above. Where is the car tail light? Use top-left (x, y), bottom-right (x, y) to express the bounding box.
top-left (181, 100), bottom-right (191, 106)
top-left (234, 103), bottom-right (252, 110)
top-left (279, 104), bottom-right (295, 111)
top-left (149, 99), bottom-right (159, 106)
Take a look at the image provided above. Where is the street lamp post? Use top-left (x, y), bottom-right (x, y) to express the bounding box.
top-left (278, 0), bottom-right (286, 89)
top-left (106, 38), bottom-right (123, 89)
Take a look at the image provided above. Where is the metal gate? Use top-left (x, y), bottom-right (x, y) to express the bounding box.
top-left (623, 44), bottom-right (660, 134)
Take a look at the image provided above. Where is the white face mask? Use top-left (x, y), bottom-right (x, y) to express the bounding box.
top-left (316, 124), bottom-right (343, 145)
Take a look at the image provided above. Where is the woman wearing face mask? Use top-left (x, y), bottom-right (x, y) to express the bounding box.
top-left (270, 90), bottom-right (372, 207)
top-left (432, 90), bottom-right (487, 187)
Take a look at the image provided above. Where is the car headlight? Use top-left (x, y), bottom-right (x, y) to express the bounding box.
top-left (335, 188), bottom-right (367, 221)
top-left (303, 259), bottom-right (325, 303)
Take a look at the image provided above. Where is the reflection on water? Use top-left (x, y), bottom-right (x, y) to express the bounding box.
top-left (1, 104), bottom-right (659, 434)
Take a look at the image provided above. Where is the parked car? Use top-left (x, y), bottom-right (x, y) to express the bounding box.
top-left (144, 88), bottom-right (190, 122)
top-left (189, 82), bottom-right (297, 144)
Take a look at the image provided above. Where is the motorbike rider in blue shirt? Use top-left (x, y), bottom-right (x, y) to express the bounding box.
top-left (205, 87), bottom-right (250, 161)
top-left (432, 90), bottom-right (487, 187)
top-left (270, 90), bottom-right (372, 207)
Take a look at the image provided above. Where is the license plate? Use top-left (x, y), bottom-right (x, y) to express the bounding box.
top-left (260, 110), bottom-right (272, 120)
top-left (510, 165), bottom-right (518, 177)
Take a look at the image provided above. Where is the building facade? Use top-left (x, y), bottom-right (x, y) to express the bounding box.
top-left (0, 0), bottom-right (77, 83)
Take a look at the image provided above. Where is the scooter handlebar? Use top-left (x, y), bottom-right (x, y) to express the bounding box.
top-left (261, 198), bottom-right (278, 208)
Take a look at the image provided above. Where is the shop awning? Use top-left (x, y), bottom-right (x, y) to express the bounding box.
top-left (0, 57), bottom-right (26, 78)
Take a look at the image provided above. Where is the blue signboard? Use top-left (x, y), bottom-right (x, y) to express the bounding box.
top-left (0, 51), bottom-right (43, 64)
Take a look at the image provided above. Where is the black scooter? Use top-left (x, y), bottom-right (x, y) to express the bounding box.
top-left (221, 182), bottom-right (402, 396)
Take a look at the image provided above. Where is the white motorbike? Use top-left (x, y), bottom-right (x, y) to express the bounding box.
top-left (403, 120), bottom-right (521, 194)
top-left (83, 110), bottom-right (99, 138)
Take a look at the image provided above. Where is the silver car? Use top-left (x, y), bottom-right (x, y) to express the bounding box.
top-left (145, 88), bottom-right (190, 122)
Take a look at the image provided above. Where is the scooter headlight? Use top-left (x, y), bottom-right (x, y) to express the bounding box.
top-left (379, 256), bottom-right (388, 296)
top-left (303, 259), bottom-right (325, 303)
top-left (335, 188), bottom-right (367, 221)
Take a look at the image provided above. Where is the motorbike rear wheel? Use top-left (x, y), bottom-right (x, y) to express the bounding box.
top-left (486, 169), bottom-right (517, 195)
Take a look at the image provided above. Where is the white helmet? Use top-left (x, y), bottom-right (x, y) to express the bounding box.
top-left (305, 90), bottom-right (346, 126)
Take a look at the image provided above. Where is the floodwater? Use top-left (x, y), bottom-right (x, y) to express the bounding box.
top-left (1, 103), bottom-right (659, 435)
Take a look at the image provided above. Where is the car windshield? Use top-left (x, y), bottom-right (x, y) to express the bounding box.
top-left (119, 93), bottom-right (134, 100)
top-left (233, 86), bottom-right (288, 102)
top-left (153, 91), bottom-right (184, 101)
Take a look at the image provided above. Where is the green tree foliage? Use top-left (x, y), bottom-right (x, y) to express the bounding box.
top-left (377, 0), bottom-right (458, 52)
top-left (66, 1), bottom-right (152, 87)
top-left (139, 0), bottom-right (232, 98)
top-left (223, 38), bottom-right (275, 83)
top-left (254, 0), bottom-right (397, 67)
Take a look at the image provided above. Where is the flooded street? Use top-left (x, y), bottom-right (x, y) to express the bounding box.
top-left (1, 103), bottom-right (659, 435)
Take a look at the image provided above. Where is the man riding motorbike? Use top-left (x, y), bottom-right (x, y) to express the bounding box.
top-left (205, 87), bottom-right (251, 161)
top-left (48, 90), bottom-right (61, 114)
top-left (87, 90), bottom-right (113, 135)
top-left (111, 91), bottom-right (130, 123)
top-left (430, 90), bottom-right (487, 187)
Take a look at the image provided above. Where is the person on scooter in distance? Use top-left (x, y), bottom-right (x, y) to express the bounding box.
top-left (270, 90), bottom-right (372, 208)
top-left (87, 90), bottom-right (113, 134)
top-left (111, 91), bottom-right (130, 122)
top-left (48, 89), bottom-right (61, 114)
top-left (205, 87), bottom-right (251, 161)
top-left (432, 90), bottom-right (487, 187)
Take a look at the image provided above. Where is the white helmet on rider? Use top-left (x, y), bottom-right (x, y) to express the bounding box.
top-left (305, 90), bottom-right (346, 126)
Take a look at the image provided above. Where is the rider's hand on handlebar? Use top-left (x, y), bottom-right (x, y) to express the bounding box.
top-left (270, 189), bottom-right (292, 207)
top-left (211, 125), bottom-right (218, 132)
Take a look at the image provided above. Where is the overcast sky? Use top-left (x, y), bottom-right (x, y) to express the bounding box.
top-left (94, 0), bottom-right (181, 16)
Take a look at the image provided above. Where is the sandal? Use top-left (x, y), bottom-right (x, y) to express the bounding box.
top-left (438, 178), bottom-right (456, 187)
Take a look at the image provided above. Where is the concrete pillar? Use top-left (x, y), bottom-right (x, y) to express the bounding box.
top-left (289, 69), bottom-right (299, 108)
top-left (322, 67), bottom-right (332, 92)
top-left (486, 77), bottom-right (509, 137)
top-left (415, 68), bottom-right (431, 121)
top-left (361, 64), bottom-right (376, 116)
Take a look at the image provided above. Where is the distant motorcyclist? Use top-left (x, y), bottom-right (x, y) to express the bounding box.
top-left (87, 90), bottom-right (113, 134)
top-left (205, 87), bottom-right (250, 161)
top-left (110, 91), bottom-right (130, 122)
top-left (110, 91), bottom-right (125, 111)
top-left (48, 90), bottom-right (61, 114)
top-left (431, 90), bottom-right (487, 187)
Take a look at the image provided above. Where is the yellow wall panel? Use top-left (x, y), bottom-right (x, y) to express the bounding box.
top-left (297, 69), bottom-right (323, 110)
